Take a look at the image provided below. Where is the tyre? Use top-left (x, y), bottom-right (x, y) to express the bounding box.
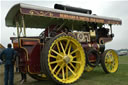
top-left (101, 49), bottom-right (119, 73)
top-left (41, 33), bottom-right (85, 84)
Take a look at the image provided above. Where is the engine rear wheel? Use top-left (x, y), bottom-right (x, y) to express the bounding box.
top-left (101, 49), bottom-right (118, 73)
top-left (41, 33), bottom-right (85, 84)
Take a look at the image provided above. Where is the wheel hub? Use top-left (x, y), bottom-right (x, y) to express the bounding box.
top-left (63, 55), bottom-right (70, 64)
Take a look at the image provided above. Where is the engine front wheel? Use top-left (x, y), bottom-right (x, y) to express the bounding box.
top-left (101, 49), bottom-right (119, 73)
top-left (41, 33), bottom-right (85, 84)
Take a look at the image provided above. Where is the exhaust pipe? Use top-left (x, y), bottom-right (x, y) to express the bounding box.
top-left (54, 4), bottom-right (92, 14)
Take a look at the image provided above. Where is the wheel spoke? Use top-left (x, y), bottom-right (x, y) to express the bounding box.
top-left (56, 41), bottom-right (61, 53)
top-left (70, 48), bottom-right (79, 55)
top-left (111, 55), bottom-right (114, 61)
top-left (50, 59), bottom-right (63, 64)
top-left (49, 54), bottom-right (57, 59)
top-left (112, 63), bottom-right (115, 69)
top-left (66, 64), bottom-right (68, 79)
top-left (107, 64), bottom-right (111, 70)
top-left (105, 59), bottom-right (110, 63)
top-left (56, 63), bottom-right (64, 76)
top-left (60, 41), bottom-right (66, 55)
top-left (73, 56), bottom-right (77, 58)
top-left (68, 44), bottom-right (71, 55)
top-left (107, 51), bottom-right (111, 56)
top-left (105, 63), bottom-right (109, 69)
top-left (106, 53), bottom-right (111, 58)
top-left (51, 49), bottom-right (63, 58)
top-left (69, 63), bottom-right (76, 70)
top-left (105, 56), bottom-right (111, 63)
top-left (52, 64), bottom-right (59, 73)
top-left (62, 65), bottom-right (65, 80)
top-left (105, 60), bottom-right (110, 64)
top-left (65, 40), bottom-right (70, 52)
top-left (72, 61), bottom-right (81, 64)
top-left (67, 65), bottom-right (76, 76)
top-left (110, 65), bottom-right (113, 70)
top-left (108, 53), bottom-right (112, 58)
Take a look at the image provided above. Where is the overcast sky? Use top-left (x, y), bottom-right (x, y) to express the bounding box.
top-left (0, 0), bottom-right (128, 49)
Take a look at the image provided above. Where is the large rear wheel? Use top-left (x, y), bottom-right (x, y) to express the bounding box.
top-left (101, 49), bottom-right (118, 73)
top-left (41, 33), bottom-right (85, 84)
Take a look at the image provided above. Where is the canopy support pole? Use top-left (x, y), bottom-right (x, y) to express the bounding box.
top-left (110, 24), bottom-right (112, 35)
top-left (22, 15), bottom-right (26, 37)
top-left (15, 21), bottom-right (20, 47)
top-left (16, 21), bottom-right (20, 37)
top-left (71, 22), bottom-right (74, 32)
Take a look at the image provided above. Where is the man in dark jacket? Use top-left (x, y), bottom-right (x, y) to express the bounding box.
top-left (0, 44), bottom-right (16, 85)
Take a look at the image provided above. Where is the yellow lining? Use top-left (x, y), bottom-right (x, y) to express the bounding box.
top-left (19, 37), bottom-right (43, 74)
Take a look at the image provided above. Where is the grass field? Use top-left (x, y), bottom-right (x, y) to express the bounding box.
top-left (0, 56), bottom-right (128, 85)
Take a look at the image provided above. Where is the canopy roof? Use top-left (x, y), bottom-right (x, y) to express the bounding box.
top-left (5, 3), bottom-right (122, 29)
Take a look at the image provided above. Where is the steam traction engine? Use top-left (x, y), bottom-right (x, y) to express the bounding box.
top-left (5, 3), bottom-right (122, 84)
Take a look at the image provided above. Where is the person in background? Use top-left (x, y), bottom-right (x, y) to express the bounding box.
top-left (20, 72), bottom-right (27, 84)
top-left (14, 52), bottom-right (27, 85)
top-left (0, 59), bottom-right (3, 64)
top-left (0, 44), bottom-right (16, 85)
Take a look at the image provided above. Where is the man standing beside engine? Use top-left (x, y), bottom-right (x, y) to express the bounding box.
top-left (0, 44), bottom-right (16, 85)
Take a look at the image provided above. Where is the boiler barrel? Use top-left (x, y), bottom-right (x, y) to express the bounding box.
top-left (54, 4), bottom-right (92, 14)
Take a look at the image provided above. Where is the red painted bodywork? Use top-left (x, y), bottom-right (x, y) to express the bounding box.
top-left (11, 37), bottom-right (43, 74)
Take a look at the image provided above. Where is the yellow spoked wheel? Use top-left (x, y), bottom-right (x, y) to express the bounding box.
top-left (41, 33), bottom-right (85, 84)
top-left (85, 64), bottom-right (94, 72)
top-left (28, 73), bottom-right (48, 81)
top-left (101, 49), bottom-right (118, 73)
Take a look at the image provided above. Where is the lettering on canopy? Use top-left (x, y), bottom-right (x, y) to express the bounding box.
top-left (20, 8), bottom-right (121, 24)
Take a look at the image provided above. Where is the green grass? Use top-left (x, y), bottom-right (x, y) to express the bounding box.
top-left (72, 56), bottom-right (128, 85)
top-left (74, 64), bottom-right (128, 85)
top-left (119, 55), bottom-right (128, 64)
top-left (20, 55), bottom-right (128, 85)
top-left (1, 56), bottom-right (128, 85)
